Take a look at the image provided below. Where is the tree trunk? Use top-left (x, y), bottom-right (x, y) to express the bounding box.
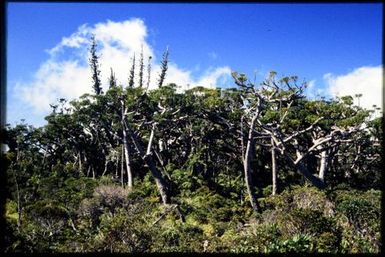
top-left (115, 150), bottom-right (119, 179)
top-left (241, 115), bottom-right (245, 161)
top-left (121, 97), bottom-right (133, 188)
top-left (102, 159), bottom-right (108, 176)
top-left (283, 139), bottom-right (327, 189)
top-left (243, 115), bottom-right (260, 212)
top-left (285, 154), bottom-right (326, 189)
top-left (78, 152), bottom-right (82, 174)
top-left (318, 150), bottom-right (328, 182)
top-left (121, 144), bottom-right (124, 187)
top-left (125, 120), bottom-right (170, 204)
top-left (122, 127), bottom-right (133, 188)
top-left (115, 153), bottom-right (118, 178)
top-left (271, 138), bottom-right (277, 195)
top-left (87, 165), bottom-right (91, 177)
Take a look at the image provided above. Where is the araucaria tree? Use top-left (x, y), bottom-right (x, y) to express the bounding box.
top-left (138, 45), bottom-right (144, 88)
top-left (128, 54), bottom-right (135, 88)
top-left (89, 35), bottom-right (102, 95)
top-left (158, 47), bottom-right (169, 87)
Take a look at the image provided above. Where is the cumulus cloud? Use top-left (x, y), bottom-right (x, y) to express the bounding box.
top-left (305, 79), bottom-right (328, 100)
top-left (14, 18), bottom-right (232, 115)
top-left (325, 66), bottom-right (383, 112)
top-left (196, 66), bottom-right (232, 88)
top-left (15, 60), bottom-right (90, 113)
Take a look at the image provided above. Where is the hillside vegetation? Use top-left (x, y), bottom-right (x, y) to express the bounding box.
top-left (2, 41), bottom-right (382, 253)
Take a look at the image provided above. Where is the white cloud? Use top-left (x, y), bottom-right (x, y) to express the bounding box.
top-left (15, 60), bottom-right (90, 113)
top-left (305, 79), bottom-right (328, 100)
top-left (14, 18), bottom-right (232, 116)
top-left (196, 66), bottom-right (232, 88)
top-left (325, 66), bottom-right (383, 112)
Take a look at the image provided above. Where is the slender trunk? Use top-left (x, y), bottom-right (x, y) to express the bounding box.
top-left (121, 144), bottom-right (124, 187)
top-left (146, 124), bottom-right (155, 156)
top-left (241, 115), bottom-right (245, 162)
top-left (154, 150), bottom-right (172, 181)
top-left (125, 121), bottom-right (170, 204)
top-left (285, 154), bottom-right (326, 189)
top-left (243, 114), bottom-right (260, 212)
top-left (115, 154), bottom-right (118, 178)
top-left (87, 165), bottom-right (91, 177)
top-left (318, 150), bottom-right (328, 182)
top-left (92, 166), bottom-right (95, 179)
top-left (271, 138), bottom-right (277, 195)
top-left (121, 96), bottom-right (133, 188)
top-left (126, 157), bottom-right (132, 188)
top-left (122, 128), bottom-right (133, 188)
top-left (78, 152), bottom-right (82, 174)
top-left (102, 160), bottom-right (108, 177)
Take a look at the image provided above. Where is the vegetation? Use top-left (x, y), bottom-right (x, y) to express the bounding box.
top-left (1, 38), bottom-right (382, 253)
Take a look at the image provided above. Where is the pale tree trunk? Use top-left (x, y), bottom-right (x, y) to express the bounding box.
top-left (318, 150), bottom-right (328, 182)
top-left (271, 138), bottom-right (277, 195)
top-left (78, 152), bottom-right (82, 174)
top-left (121, 144), bottom-right (124, 187)
top-left (122, 127), bottom-right (133, 188)
top-left (115, 154), bottom-right (119, 178)
top-left (241, 115), bottom-right (245, 161)
top-left (125, 120), bottom-right (170, 204)
top-left (102, 160), bottom-right (108, 176)
top-left (87, 165), bottom-right (91, 177)
top-left (126, 150), bottom-right (132, 188)
top-left (121, 89), bottom-right (133, 189)
top-left (285, 154), bottom-right (326, 189)
top-left (243, 114), bottom-right (260, 212)
top-left (121, 96), bottom-right (133, 188)
top-left (288, 139), bottom-right (326, 189)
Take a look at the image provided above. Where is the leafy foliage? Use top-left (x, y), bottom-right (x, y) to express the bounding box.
top-left (3, 43), bottom-right (381, 253)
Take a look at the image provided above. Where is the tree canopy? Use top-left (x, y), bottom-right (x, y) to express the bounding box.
top-left (2, 41), bottom-right (382, 254)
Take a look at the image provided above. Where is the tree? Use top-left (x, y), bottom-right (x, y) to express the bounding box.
top-left (120, 87), bottom-right (133, 188)
top-left (138, 46), bottom-right (144, 88)
top-left (108, 68), bottom-right (117, 88)
top-left (158, 47), bottom-right (169, 88)
top-left (88, 35), bottom-right (102, 95)
top-left (128, 54), bottom-right (135, 88)
top-left (146, 55), bottom-right (152, 91)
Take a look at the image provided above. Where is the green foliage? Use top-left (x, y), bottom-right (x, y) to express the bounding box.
top-left (337, 198), bottom-right (379, 229)
top-left (90, 207), bottom-right (154, 252)
top-left (3, 65), bottom-right (381, 253)
top-left (315, 232), bottom-right (340, 253)
top-left (269, 234), bottom-right (314, 253)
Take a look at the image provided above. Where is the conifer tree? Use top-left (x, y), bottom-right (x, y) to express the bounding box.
top-left (158, 47), bottom-right (169, 87)
top-left (138, 46), bottom-right (144, 88)
top-left (108, 67), bottom-right (116, 88)
top-left (88, 35), bottom-right (102, 95)
top-left (146, 56), bottom-right (152, 90)
top-left (128, 54), bottom-right (135, 88)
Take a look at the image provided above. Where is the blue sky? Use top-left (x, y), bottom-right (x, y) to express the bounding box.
top-left (7, 3), bottom-right (383, 127)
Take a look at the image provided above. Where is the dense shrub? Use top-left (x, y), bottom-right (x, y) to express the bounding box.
top-left (333, 189), bottom-right (381, 253)
top-left (89, 207), bottom-right (154, 252)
